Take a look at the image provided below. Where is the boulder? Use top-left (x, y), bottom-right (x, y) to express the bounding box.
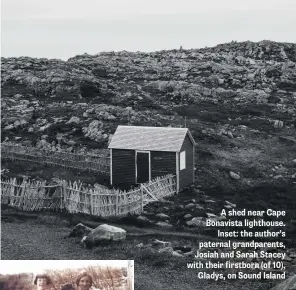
top-left (184, 214), bottom-right (193, 220)
top-left (152, 239), bottom-right (172, 250)
top-left (82, 224), bottom-right (126, 247)
top-left (135, 215), bottom-right (153, 226)
top-left (229, 171), bottom-right (240, 180)
top-left (186, 218), bottom-right (206, 227)
top-left (68, 223), bottom-right (93, 238)
top-left (156, 221), bottom-right (173, 228)
top-left (155, 213), bottom-right (170, 221)
top-left (66, 116), bottom-right (80, 124)
top-left (270, 273), bottom-right (296, 290)
top-left (184, 203), bottom-right (196, 210)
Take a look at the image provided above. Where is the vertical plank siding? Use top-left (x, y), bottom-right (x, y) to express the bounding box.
top-left (150, 151), bottom-right (176, 180)
top-left (179, 135), bottom-right (194, 189)
top-left (112, 149), bottom-right (135, 188)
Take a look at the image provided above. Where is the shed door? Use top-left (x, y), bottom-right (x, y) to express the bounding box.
top-left (136, 152), bottom-right (150, 183)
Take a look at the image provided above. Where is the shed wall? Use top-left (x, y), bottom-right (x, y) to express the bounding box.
top-left (112, 149), bottom-right (135, 188)
top-left (150, 151), bottom-right (176, 180)
top-left (179, 135), bottom-right (194, 189)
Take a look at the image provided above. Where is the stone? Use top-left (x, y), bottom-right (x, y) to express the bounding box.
top-left (68, 223), bottom-right (93, 238)
top-left (184, 203), bottom-right (196, 210)
top-left (155, 213), bottom-right (170, 221)
top-left (206, 213), bottom-right (218, 219)
top-left (195, 204), bottom-right (204, 210)
top-left (274, 175), bottom-right (283, 179)
top-left (156, 221), bottom-right (173, 228)
top-left (229, 171), bottom-right (240, 180)
top-left (184, 251), bottom-right (194, 257)
top-left (186, 218), bottom-right (206, 227)
top-left (225, 200), bottom-right (236, 208)
top-left (152, 239), bottom-right (172, 249)
top-left (184, 214), bottom-right (193, 220)
top-left (274, 120), bottom-right (284, 129)
top-left (205, 199), bottom-right (216, 203)
top-left (172, 251), bottom-right (184, 257)
top-left (158, 247), bottom-right (174, 254)
top-left (82, 224), bottom-right (126, 247)
top-left (66, 116), bottom-right (80, 124)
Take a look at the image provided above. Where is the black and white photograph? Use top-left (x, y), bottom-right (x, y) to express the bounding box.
top-left (1, 0), bottom-right (296, 289)
top-left (0, 260), bottom-right (133, 290)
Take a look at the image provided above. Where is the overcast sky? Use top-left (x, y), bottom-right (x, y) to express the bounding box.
top-left (0, 260), bottom-right (130, 275)
top-left (1, 0), bottom-right (296, 60)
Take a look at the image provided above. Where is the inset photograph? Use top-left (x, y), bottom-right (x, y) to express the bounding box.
top-left (0, 260), bottom-right (134, 290)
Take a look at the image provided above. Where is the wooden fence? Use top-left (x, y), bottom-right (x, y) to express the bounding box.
top-left (1, 175), bottom-right (176, 218)
top-left (1, 143), bottom-right (110, 175)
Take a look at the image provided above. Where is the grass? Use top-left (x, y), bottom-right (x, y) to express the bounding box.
top-left (1, 213), bottom-right (274, 290)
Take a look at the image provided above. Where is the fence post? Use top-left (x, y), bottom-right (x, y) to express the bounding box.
top-left (140, 185), bottom-right (143, 212)
top-left (20, 179), bottom-right (26, 210)
top-left (116, 191), bottom-right (119, 216)
top-left (62, 180), bottom-right (67, 211)
top-left (90, 188), bottom-right (93, 215)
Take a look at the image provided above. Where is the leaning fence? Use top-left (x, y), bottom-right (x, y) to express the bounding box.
top-left (1, 174), bottom-right (176, 218)
top-left (1, 143), bottom-right (110, 175)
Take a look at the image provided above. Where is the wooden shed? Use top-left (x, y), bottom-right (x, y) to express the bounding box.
top-left (108, 126), bottom-right (196, 192)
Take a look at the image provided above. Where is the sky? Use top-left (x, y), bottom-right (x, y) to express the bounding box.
top-left (1, 0), bottom-right (296, 60)
top-left (0, 260), bottom-right (131, 275)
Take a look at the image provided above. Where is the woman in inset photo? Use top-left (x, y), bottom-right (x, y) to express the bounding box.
top-left (33, 274), bottom-right (53, 290)
top-left (75, 272), bottom-right (93, 290)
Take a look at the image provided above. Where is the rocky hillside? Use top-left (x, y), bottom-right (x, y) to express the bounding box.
top-left (1, 40), bottom-right (296, 190)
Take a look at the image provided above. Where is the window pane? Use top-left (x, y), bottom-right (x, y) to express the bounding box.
top-left (180, 151), bottom-right (186, 170)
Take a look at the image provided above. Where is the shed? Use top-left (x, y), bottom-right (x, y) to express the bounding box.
top-left (108, 125), bottom-right (196, 192)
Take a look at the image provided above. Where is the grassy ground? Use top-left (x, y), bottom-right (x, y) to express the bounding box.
top-left (1, 211), bottom-right (273, 290)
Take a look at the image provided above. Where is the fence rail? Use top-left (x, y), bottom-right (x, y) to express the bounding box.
top-left (1, 143), bottom-right (110, 175)
top-left (1, 174), bottom-right (176, 218)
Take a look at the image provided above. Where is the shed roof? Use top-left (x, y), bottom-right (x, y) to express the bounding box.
top-left (108, 125), bottom-right (196, 152)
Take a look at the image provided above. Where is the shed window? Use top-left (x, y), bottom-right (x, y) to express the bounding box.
top-left (180, 151), bottom-right (186, 170)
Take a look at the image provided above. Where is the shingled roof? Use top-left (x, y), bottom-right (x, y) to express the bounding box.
top-left (108, 126), bottom-right (195, 152)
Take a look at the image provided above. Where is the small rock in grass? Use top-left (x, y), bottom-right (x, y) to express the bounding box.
top-left (172, 251), bottom-right (184, 257)
top-left (184, 203), bottom-right (196, 210)
top-left (152, 239), bottom-right (172, 249)
top-left (158, 247), bottom-right (174, 254)
top-left (230, 171), bottom-right (240, 180)
top-left (155, 213), bottom-right (170, 221)
top-left (69, 223), bottom-right (93, 238)
top-left (225, 200), bottom-right (236, 208)
top-left (156, 222), bottom-right (173, 228)
top-left (184, 214), bottom-right (193, 220)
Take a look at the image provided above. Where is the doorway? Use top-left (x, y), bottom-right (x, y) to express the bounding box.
top-left (136, 151), bottom-right (150, 184)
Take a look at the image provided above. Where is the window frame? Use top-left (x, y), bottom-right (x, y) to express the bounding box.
top-left (180, 150), bottom-right (186, 170)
